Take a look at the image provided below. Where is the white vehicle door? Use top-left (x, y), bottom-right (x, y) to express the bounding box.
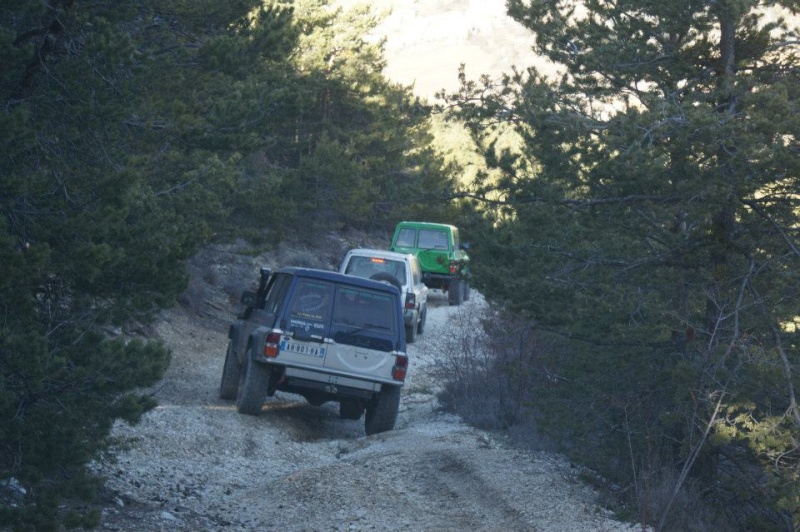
top-left (324, 285), bottom-right (399, 380)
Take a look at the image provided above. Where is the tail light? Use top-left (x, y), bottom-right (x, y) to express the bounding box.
top-left (404, 293), bottom-right (416, 310)
top-left (392, 355), bottom-right (409, 381)
top-left (449, 261), bottom-right (458, 274)
top-left (264, 332), bottom-right (281, 358)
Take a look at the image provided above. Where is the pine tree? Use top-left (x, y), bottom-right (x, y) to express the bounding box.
top-left (445, 0), bottom-right (800, 527)
top-left (1, 0), bottom-right (457, 525)
top-left (0, 1), bottom-right (299, 527)
top-left (256, 0), bottom-right (455, 234)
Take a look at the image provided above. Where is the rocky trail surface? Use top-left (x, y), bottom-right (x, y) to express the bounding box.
top-left (92, 242), bottom-right (638, 531)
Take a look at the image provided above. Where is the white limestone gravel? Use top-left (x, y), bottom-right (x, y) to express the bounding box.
top-left (93, 254), bottom-right (638, 532)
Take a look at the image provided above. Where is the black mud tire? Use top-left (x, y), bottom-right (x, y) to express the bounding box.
top-left (219, 341), bottom-right (240, 400)
top-left (463, 282), bottom-right (471, 301)
top-left (236, 348), bottom-right (271, 416)
top-left (369, 272), bottom-right (402, 291)
top-left (405, 320), bottom-right (418, 343)
top-left (417, 306), bottom-right (427, 336)
top-left (448, 278), bottom-right (464, 306)
top-left (340, 399), bottom-right (365, 420)
top-left (364, 385), bottom-right (401, 435)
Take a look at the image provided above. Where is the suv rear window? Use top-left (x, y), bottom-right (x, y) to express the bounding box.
top-left (289, 279), bottom-right (333, 322)
top-left (332, 286), bottom-right (397, 335)
top-left (394, 228), bottom-right (416, 247)
top-left (418, 229), bottom-right (448, 250)
top-left (344, 256), bottom-right (406, 283)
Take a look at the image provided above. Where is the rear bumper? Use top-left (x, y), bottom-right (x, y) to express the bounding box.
top-left (278, 366), bottom-right (383, 400)
top-left (422, 271), bottom-right (453, 281)
top-left (422, 272), bottom-right (457, 289)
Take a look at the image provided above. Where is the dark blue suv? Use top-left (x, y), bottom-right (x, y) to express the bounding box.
top-left (219, 267), bottom-right (408, 435)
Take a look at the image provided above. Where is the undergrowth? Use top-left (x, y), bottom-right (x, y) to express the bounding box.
top-left (434, 302), bottom-right (775, 531)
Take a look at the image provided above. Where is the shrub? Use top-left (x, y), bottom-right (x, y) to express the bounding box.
top-left (436, 303), bottom-right (792, 530)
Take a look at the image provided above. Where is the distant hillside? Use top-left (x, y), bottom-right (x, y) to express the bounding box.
top-left (338, 0), bottom-right (550, 100)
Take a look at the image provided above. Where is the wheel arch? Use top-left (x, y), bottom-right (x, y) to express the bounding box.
top-left (246, 327), bottom-right (273, 362)
top-left (229, 322), bottom-right (245, 363)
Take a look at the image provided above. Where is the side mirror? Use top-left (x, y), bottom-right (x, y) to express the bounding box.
top-left (240, 291), bottom-right (257, 307)
top-left (461, 242), bottom-right (471, 250)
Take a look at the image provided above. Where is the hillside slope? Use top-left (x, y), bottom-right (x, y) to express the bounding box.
top-left (338, 0), bottom-right (552, 100)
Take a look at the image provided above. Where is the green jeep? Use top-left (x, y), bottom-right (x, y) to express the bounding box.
top-left (389, 221), bottom-right (470, 305)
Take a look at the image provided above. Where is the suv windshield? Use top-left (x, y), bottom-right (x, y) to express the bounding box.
top-left (344, 256), bottom-right (406, 283)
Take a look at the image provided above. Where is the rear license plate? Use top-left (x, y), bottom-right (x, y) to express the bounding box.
top-left (280, 340), bottom-right (325, 358)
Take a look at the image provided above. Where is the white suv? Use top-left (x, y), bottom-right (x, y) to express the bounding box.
top-left (339, 249), bottom-right (429, 343)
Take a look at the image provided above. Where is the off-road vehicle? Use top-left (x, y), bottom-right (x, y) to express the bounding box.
top-left (339, 248), bottom-right (429, 344)
top-left (219, 267), bottom-right (408, 435)
top-left (389, 221), bottom-right (471, 305)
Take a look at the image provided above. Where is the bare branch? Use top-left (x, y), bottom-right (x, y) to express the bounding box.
top-left (449, 190), bottom-right (679, 207)
top-left (657, 392), bottom-right (725, 531)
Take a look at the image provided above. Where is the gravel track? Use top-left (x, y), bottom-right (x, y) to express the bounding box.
top-left (92, 246), bottom-right (638, 532)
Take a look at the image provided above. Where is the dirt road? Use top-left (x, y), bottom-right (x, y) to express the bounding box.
top-left (93, 245), bottom-right (636, 531)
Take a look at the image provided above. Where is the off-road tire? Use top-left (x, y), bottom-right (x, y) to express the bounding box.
top-left (219, 341), bottom-right (240, 400)
top-left (448, 278), bottom-right (464, 306)
top-left (340, 399), bottom-right (365, 420)
top-left (364, 385), bottom-right (401, 435)
top-left (405, 320), bottom-right (418, 343)
top-left (417, 306), bottom-right (427, 335)
top-left (463, 282), bottom-right (471, 301)
top-left (236, 347), bottom-right (271, 416)
top-left (370, 272), bottom-right (402, 291)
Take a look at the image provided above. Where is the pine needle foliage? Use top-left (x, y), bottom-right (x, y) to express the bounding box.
top-left (443, 0), bottom-right (800, 528)
top-left (1, 0), bottom-right (457, 527)
top-left (0, 0), bottom-right (293, 528)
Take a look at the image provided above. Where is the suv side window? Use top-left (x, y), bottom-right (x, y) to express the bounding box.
top-left (264, 273), bottom-right (291, 314)
top-left (395, 228), bottom-right (416, 247)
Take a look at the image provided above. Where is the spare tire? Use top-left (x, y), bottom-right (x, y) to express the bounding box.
top-left (369, 272), bottom-right (402, 291)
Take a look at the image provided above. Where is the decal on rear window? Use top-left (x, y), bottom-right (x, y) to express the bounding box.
top-left (289, 280), bottom-right (333, 322)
